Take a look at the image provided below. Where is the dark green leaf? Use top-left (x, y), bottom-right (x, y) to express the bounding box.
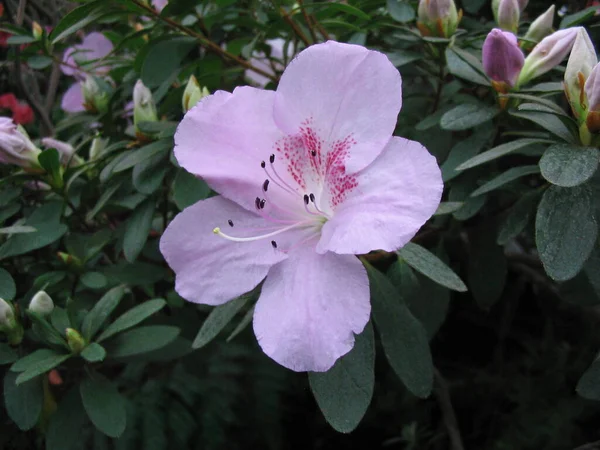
top-left (123, 198), bottom-right (155, 262)
top-left (192, 295), bottom-right (250, 349)
top-left (80, 374), bottom-right (127, 438)
top-left (12, 350), bottom-right (70, 385)
top-left (398, 243), bottom-right (467, 292)
top-left (172, 168), bottom-right (211, 210)
top-left (49, 0), bottom-right (106, 43)
top-left (309, 322), bottom-right (374, 433)
top-left (468, 224), bottom-right (507, 309)
top-left (387, 0), bottom-right (415, 22)
top-left (497, 191), bottom-right (540, 245)
top-left (141, 37), bottom-right (197, 87)
top-left (97, 298), bottom-right (167, 342)
top-left (81, 343), bottom-right (107, 363)
top-left (113, 139), bottom-right (172, 173)
top-left (0, 343), bottom-right (18, 365)
top-left (445, 47), bottom-right (490, 86)
top-left (456, 138), bottom-right (552, 170)
top-left (366, 263), bottom-right (433, 398)
top-left (132, 151), bottom-right (169, 194)
top-left (577, 355), bottom-right (600, 400)
top-left (46, 388), bottom-right (88, 450)
top-left (510, 109), bottom-right (576, 143)
top-left (81, 286), bottom-right (126, 340)
top-left (560, 6), bottom-right (599, 28)
top-left (536, 184), bottom-right (597, 281)
top-left (441, 104), bottom-right (499, 131)
top-left (81, 272), bottom-right (108, 289)
top-left (441, 125), bottom-right (494, 182)
top-left (539, 144), bottom-right (599, 187)
top-left (4, 372), bottom-right (43, 430)
top-left (27, 55), bottom-right (53, 69)
top-left (471, 165), bottom-right (540, 197)
top-left (105, 325), bottom-right (180, 358)
top-left (0, 268), bottom-right (16, 300)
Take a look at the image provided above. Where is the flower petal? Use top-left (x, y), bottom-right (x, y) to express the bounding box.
top-left (317, 137), bottom-right (442, 255)
top-left (273, 41), bottom-right (402, 174)
top-left (253, 247), bottom-right (370, 372)
top-left (174, 87), bottom-right (285, 211)
top-left (160, 196), bottom-right (288, 305)
top-left (61, 83), bottom-right (85, 113)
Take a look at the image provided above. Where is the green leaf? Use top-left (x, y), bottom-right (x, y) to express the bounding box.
top-left (49, 0), bottom-right (106, 43)
top-left (440, 104), bottom-right (499, 130)
top-left (387, 0), bottom-right (415, 22)
top-left (366, 263), bottom-right (433, 398)
top-left (468, 224), bottom-right (507, 309)
top-left (28, 311), bottom-right (67, 347)
top-left (497, 191), bottom-right (540, 245)
top-left (510, 109), bottom-right (576, 143)
top-left (27, 55), bottom-right (53, 69)
top-left (172, 168), bottom-right (211, 210)
top-left (123, 198), bottom-right (155, 262)
top-left (80, 374), bottom-right (127, 438)
top-left (141, 37), bottom-right (197, 87)
top-left (539, 144), bottom-right (599, 187)
top-left (536, 184), bottom-right (598, 281)
top-left (560, 5), bottom-right (599, 28)
top-left (0, 202), bottom-right (67, 260)
top-left (81, 286), bottom-right (126, 340)
top-left (13, 350), bottom-right (70, 385)
top-left (441, 125), bottom-right (494, 182)
top-left (132, 151), bottom-right (169, 194)
top-left (81, 271), bottom-right (108, 289)
top-left (38, 149), bottom-right (62, 185)
top-left (445, 47), bottom-right (490, 86)
top-left (4, 372), bottom-right (43, 430)
top-left (434, 202), bottom-right (464, 216)
top-left (46, 388), bottom-right (88, 450)
top-left (81, 343), bottom-right (107, 363)
top-left (0, 225), bottom-right (36, 234)
top-left (97, 298), bottom-right (166, 342)
top-left (6, 35), bottom-right (37, 44)
top-left (309, 322), bottom-right (374, 433)
top-left (398, 243), bottom-right (467, 292)
top-left (456, 138), bottom-right (552, 171)
top-left (0, 268), bottom-right (16, 300)
top-left (87, 179), bottom-right (124, 221)
top-left (471, 165), bottom-right (540, 197)
top-left (113, 139), bottom-right (172, 173)
top-left (103, 261), bottom-right (168, 286)
top-left (577, 355), bottom-right (600, 400)
top-left (192, 294), bottom-right (250, 349)
top-left (0, 343), bottom-right (18, 365)
top-left (105, 325), bottom-right (180, 358)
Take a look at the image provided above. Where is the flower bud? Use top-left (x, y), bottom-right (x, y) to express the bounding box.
top-left (417, 0), bottom-right (460, 38)
top-left (0, 298), bottom-right (23, 345)
top-left (81, 76), bottom-right (109, 114)
top-left (41, 137), bottom-right (79, 166)
top-left (32, 22), bottom-right (43, 40)
top-left (483, 29), bottom-right (524, 89)
top-left (495, 0), bottom-right (520, 32)
top-left (564, 28), bottom-right (597, 118)
top-left (182, 75), bottom-right (210, 112)
top-left (516, 27), bottom-right (579, 87)
top-left (523, 5), bottom-right (555, 45)
top-left (0, 297), bottom-right (14, 327)
top-left (66, 328), bottom-right (86, 354)
top-left (0, 117), bottom-right (41, 169)
top-left (89, 135), bottom-right (108, 160)
top-left (585, 63), bottom-right (600, 133)
top-left (133, 79), bottom-right (158, 130)
top-left (28, 291), bottom-right (54, 316)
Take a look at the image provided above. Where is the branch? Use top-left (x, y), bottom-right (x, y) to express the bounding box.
top-left (279, 6), bottom-right (311, 47)
top-left (434, 368), bottom-right (465, 450)
top-left (129, 0), bottom-right (278, 83)
top-left (297, 0), bottom-right (318, 43)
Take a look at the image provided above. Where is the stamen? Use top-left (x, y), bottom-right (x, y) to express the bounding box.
top-left (228, 220), bottom-right (234, 227)
top-left (269, 160), bottom-right (300, 197)
top-left (269, 154), bottom-right (275, 164)
top-left (259, 199), bottom-right (266, 209)
top-left (271, 240), bottom-right (277, 249)
top-left (260, 161), bottom-right (266, 169)
top-left (262, 165), bottom-right (298, 197)
top-left (255, 197), bottom-right (261, 209)
top-left (311, 150), bottom-right (316, 157)
top-left (303, 194), bottom-right (309, 205)
top-left (213, 221), bottom-right (309, 243)
top-left (262, 179), bottom-right (270, 192)
top-left (310, 192), bottom-right (327, 215)
top-left (309, 193), bottom-right (315, 202)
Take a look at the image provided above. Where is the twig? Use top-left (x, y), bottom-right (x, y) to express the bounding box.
top-left (279, 6), bottom-right (311, 47)
top-left (297, 0), bottom-right (318, 43)
top-left (44, 62), bottom-right (61, 115)
top-left (130, 0), bottom-right (278, 83)
top-left (434, 368), bottom-right (466, 450)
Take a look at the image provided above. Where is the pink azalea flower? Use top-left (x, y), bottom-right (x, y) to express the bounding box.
top-left (160, 41), bottom-right (443, 372)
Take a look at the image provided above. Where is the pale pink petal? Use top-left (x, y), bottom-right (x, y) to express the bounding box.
top-left (317, 137), bottom-right (442, 255)
top-left (152, 0), bottom-right (168, 12)
top-left (160, 196), bottom-right (288, 305)
top-left (61, 83), bottom-right (85, 113)
top-left (273, 41), bottom-right (402, 174)
top-left (174, 87), bottom-right (285, 211)
top-left (79, 32), bottom-right (113, 62)
top-left (253, 246), bottom-right (370, 372)
top-left (61, 46), bottom-right (78, 77)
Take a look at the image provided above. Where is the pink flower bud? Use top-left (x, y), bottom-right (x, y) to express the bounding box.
top-left (496, 0), bottom-right (520, 32)
top-left (417, 0), bottom-right (459, 38)
top-left (564, 28), bottom-right (597, 117)
top-left (517, 27), bottom-right (579, 87)
top-left (482, 29), bottom-right (525, 87)
top-left (0, 117), bottom-right (41, 168)
top-left (585, 63), bottom-right (600, 133)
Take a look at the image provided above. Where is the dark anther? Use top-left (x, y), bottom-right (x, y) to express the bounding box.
top-left (260, 161), bottom-right (266, 168)
top-left (262, 179), bottom-right (270, 192)
top-left (311, 150), bottom-right (316, 157)
top-left (259, 199), bottom-right (266, 209)
top-left (228, 220), bottom-right (234, 227)
top-left (269, 154), bottom-right (275, 164)
top-left (309, 193), bottom-right (315, 202)
top-left (271, 240), bottom-right (278, 249)
top-left (255, 197), bottom-right (261, 209)
top-left (303, 194), bottom-right (309, 205)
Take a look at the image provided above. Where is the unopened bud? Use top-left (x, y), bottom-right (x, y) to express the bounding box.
top-left (82, 76), bottom-right (109, 114)
top-left (417, 0), bottom-right (460, 38)
top-left (0, 297), bottom-right (14, 327)
top-left (523, 5), bottom-right (555, 45)
top-left (0, 118), bottom-right (42, 169)
top-left (0, 298), bottom-right (23, 345)
top-left (66, 328), bottom-right (86, 354)
top-left (133, 80), bottom-right (158, 131)
top-left (564, 29), bottom-right (597, 119)
top-left (28, 291), bottom-right (54, 316)
top-left (89, 135), bottom-right (108, 161)
top-left (182, 75), bottom-right (210, 112)
top-left (516, 27), bottom-right (579, 87)
top-left (496, 0), bottom-right (520, 33)
top-left (483, 29), bottom-right (524, 88)
top-left (32, 22), bottom-right (43, 40)
top-left (585, 63), bottom-right (600, 133)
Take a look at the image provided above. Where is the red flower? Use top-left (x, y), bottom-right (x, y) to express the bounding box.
top-left (0, 93), bottom-right (17, 110)
top-left (0, 31), bottom-right (10, 48)
top-left (12, 103), bottom-right (34, 125)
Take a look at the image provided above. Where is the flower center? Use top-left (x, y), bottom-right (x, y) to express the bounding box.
top-left (213, 153), bottom-right (329, 253)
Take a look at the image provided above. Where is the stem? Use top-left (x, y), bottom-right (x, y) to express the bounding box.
top-left (129, 0), bottom-right (278, 83)
top-left (297, 0), bottom-right (318, 43)
top-left (434, 368), bottom-right (465, 450)
top-left (278, 6), bottom-right (311, 47)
